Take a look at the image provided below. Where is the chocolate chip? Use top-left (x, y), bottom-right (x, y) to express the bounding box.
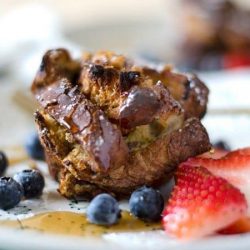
top-left (89, 65), bottom-right (118, 87)
top-left (89, 65), bottom-right (105, 78)
top-left (119, 71), bottom-right (140, 92)
top-left (183, 79), bottom-right (192, 100)
top-left (119, 87), bottom-right (160, 129)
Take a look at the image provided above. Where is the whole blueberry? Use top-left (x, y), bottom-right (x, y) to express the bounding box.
top-left (0, 151), bottom-right (8, 176)
top-left (129, 186), bottom-right (164, 222)
top-left (87, 193), bottom-right (120, 226)
top-left (213, 140), bottom-right (231, 151)
top-left (25, 132), bottom-right (45, 160)
top-left (14, 169), bottom-right (45, 198)
top-left (0, 177), bottom-right (23, 210)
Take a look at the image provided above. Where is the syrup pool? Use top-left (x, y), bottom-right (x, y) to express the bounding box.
top-left (0, 211), bottom-right (162, 237)
top-left (0, 148), bottom-right (162, 237)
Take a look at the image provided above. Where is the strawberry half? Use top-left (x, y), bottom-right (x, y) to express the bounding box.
top-left (162, 164), bottom-right (247, 240)
top-left (185, 147), bottom-right (250, 207)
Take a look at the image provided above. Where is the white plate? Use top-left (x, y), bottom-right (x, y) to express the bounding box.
top-left (0, 224), bottom-right (250, 250)
top-left (0, 68), bottom-right (250, 249)
top-left (0, 160), bottom-right (250, 250)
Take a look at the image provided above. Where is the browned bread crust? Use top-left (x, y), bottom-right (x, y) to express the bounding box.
top-left (32, 49), bottom-right (211, 199)
top-left (79, 52), bottom-right (208, 121)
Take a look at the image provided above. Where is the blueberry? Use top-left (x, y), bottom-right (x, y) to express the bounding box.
top-left (0, 177), bottom-right (23, 210)
top-left (25, 132), bottom-right (45, 160)
top-left (14, 169), bottom-right (45, 198)
top-left (87, 194), bottom-right (120, 226)
top-left (0, 151), bottom-right (8, 176)
top-left (213, 140), bottom-right (231, 151)
top-left (129, 186), bottom-right (164, 222)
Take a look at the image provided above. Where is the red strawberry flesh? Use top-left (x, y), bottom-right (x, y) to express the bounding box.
top-left (162, 164), bottom-right (247, 240)
top-left (186, 147), bottom-right (250, 213)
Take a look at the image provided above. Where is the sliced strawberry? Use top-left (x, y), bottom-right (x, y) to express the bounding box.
top-left (219, 217), bottom-right (250, 235)
top-left (227, 148), bottom-right (250, 157)
top-left (162, 164), bottom-right (247, 240)
top-left (185, 148), bottom-right (250, 206)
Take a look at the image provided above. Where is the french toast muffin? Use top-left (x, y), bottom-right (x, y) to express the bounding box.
top-left (32, 49), bottom-right (210, 199)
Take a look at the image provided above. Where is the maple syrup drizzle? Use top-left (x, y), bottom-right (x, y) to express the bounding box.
top-left (0, 211), bottom-right (162, 237)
